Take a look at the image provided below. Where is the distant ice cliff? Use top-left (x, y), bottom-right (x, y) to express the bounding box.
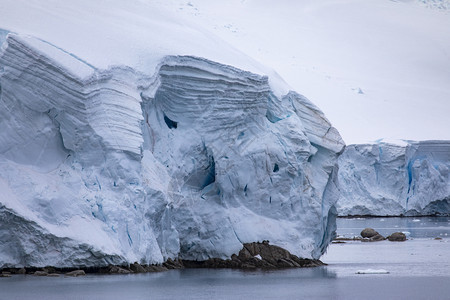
top-left (337, 141), bottom-right (450, 216)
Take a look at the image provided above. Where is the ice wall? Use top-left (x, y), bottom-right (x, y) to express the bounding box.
top-left (337, 141), bottom-right (450, 216)
top-left (0, 33), bottom-right (344, 268)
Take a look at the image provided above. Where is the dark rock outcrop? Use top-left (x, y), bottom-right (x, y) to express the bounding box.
top-left (163, 258), bottom-right (184, 269)
top-left (0, 242), bottom-right (322, 274)
top-left (182, 241), bottom-right (324, 269)
top-left (130, 262), bottom-right (146, 273)
top-left (108, 266), bottom-right (131, 274)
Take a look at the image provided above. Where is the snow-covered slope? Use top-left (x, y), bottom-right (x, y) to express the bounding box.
top-left (0, 27), bottom-right (344, 267)
top-left (165, 0), bottom-right (450, 144)
top-left (1, 0), bottom-right (449, 144)
top-left (337, 141), bottom-right (450, 216)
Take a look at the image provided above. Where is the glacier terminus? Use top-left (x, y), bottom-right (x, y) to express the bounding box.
top-left (0, 33), bottom-right (344, 268)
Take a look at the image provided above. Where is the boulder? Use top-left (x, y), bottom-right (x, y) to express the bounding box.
top-left (130, 262), bottom-right (146, 273)
top-left (33, 271), bottom-right (48, 276)
top-left (387, 232), bottom-right (407, 241)
top-left (17, 268), bottom-right (26, 274)
top-left (163, 258), bottom-right (184, 269)
top-left (370, 233), bottom-right (386, 241)
top-left (108, 266), bottom-right (131, 274)
top-left (360, 228), bottom-right (385, 241)
top-left (43, 267), bottom-right (56, 274)
top-left (65, 270), bottom-right (86, 277)
top-left (361, 228), bottom-right (378, 238)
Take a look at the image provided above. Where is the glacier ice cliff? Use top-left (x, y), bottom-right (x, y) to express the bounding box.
top-left (337, 141), bottom-right (450, 216)
top-left (0, 33), bottom-right (344, 268)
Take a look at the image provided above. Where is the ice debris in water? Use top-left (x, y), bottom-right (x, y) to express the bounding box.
top-left (356, 269), bottom-right (390, 274)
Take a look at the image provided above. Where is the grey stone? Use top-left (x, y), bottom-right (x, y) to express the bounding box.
top-left (130, 262), bottom-right (146, 273)
top-left (361, 228), bottom-right (378, 238)
top-left (360, 228), bottom-right (385, 241)
top-left (387, 232), bottom-right (407, 241)
top-left (65, 270), bottom-right (85, 277)
top-left (17, 268), bottom-right (26, 274)
top-left (163, 258), bottom-right (184, 269)
top-left (109, 266), bottom-right (131, 274)
top-left (33, 271), bottom-right (48, 276)
top-left (370, 233), bottom-right (386, 241)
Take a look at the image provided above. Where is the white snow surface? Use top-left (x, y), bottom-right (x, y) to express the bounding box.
top-left (159, 0), bottom-right (450, 144)
top-left (337, 141), bottom-right (450, 216)
top-left (1, 0), bottom-right (449, 144)
top-left (0, 6), bottom-right (345, 267)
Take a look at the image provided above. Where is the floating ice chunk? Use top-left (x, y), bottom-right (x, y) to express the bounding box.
top-left (356, 269), bottom-right (390, 274)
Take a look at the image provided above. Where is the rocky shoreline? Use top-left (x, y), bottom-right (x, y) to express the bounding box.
top-left (0, 242), bottom-right (324, 277)
top-left (183, 241), bottom-right (325, 269)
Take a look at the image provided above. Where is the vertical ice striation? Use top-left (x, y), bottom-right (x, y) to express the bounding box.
top-left (0, 33), bottom-right (344, 268)
top-left (337, 141), bottom-right (450, 216)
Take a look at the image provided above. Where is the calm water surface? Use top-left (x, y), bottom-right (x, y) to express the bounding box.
top-left (336, 216), bottom-right (450, 238)
top-left (1, 217), bottom-right (449, 300)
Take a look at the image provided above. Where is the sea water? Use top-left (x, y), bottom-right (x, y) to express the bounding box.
top-left (336, 216), bottom-right (450, 239)
top-left (1, 217), bottom-right (449, 300)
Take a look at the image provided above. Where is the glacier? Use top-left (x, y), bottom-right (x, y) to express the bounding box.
top-left (337, 141), bottom-right (450, 216)
top-left (0, 33), bottom-right (344, 268)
